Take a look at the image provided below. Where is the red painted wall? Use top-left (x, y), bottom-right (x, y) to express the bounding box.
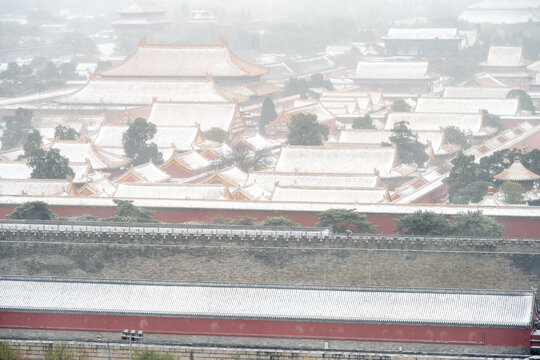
top-left (0, 312), bottom-right (532, 348)
top-left (0, 204), bottom-right (539, 238)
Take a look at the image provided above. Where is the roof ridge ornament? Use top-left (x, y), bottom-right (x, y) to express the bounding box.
top-left (220, 37), bottom-right (228, 47)
top-left (139, 37), bottom-right (147, 46)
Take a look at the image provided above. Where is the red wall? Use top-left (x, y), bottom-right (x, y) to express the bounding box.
top-left (0, 312), bottom-right (532, 348)
top-left (1, 205), bottom-right (539, 238)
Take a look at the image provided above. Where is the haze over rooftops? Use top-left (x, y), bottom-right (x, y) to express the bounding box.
top-left (415, 98), bottom-right (519, 116)
top-left (355, 61), bottom-right (431, 80)
top-left (469, 0), bottom-right (540, 9)
top-left (442, 87), bottom-right (511, 99)
top-left (385, 113), bottom-right (484, 135)
top-left (0, 278), bottom-right (534, 328)
top-left (459, 0), bottom-right (540, 24)
top-left (118, 0), bottom-right (168, 14)
top-left (384, 28), bottom-right (460, 40)
top-left (98, 40), bottom-right (268, 78)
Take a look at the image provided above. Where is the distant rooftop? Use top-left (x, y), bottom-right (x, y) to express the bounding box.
top-left (384, 28), bottom-right (460, 40)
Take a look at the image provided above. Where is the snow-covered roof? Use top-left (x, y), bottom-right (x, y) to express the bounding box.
top-left (82, 176), bottom-right (117, 197)
top-left (0, 179), bottom-right (74, 196)
top-left (415, 98), bottom-right (519, 116)
top-left (202, 166), bottom-right (248, 187)
top-left (94, 124), bottom-right (202, 152)
top-left (463, 73), bottom-right (507, 88)
top-left (69, 162), bottom-right (93, 184)
top-left (114, 183), bottom-right (229, 200)
top-left (152, 126), bottom-right (202, 152)
top-left (320, 91), bottom-right (384, 107)
top-left (147, 101), bottom-right (238, 132)
top-left (459, 1), bottom-right (540, 24)
top-left (286, 56), bottom-right (336, 77)
top-left (271, 185), bottom-right (389, 204)
top-left (274, 145), bottom-right (401, 178)
top-left (165, 150), bottom-right (213, 172)
top-left (57, 78), bottom-right (234, 106)
top-left (233, 182), bottom-right (270, 200)
top-left (494, 156), bottom-right (540, 181)
top-left (98, 41), bottom-right (267, 78)
top-left (385, 112), bottom-right (484, 135)
top-left (528, 60), bottom-right (540, 73)
top-left (118, 0), bottom-right (168, 14)
top-left (50, 140), bottom-right (131, 170)
top-left (116, 162), bottom-right (171, 183)
top-left (1, 278), bottom-right (534, 327)
top-left (247, 172), bottom-right (380, 192)
top-left (239, 133), bottom-right (280, 152)
top-left (0, 147), bottom-right (24, 161)
top-left (0, 161), bottom-right (32, 179)
top-left (284, 103), bottom-right (336, 123)
top-left (442, 87), bottom-right (511, 99)
top-left (481, 46), bottom-right (527, 67)
top-left (478, 188), bottom-right (510, 206)
top-left (355, 62), bottom-right (431, 80)
top-left (384, 28), bottom-right (460, 40)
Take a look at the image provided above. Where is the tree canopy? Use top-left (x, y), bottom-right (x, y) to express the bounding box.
top-left (394, 211), bottom-right (451, 236)
top-left (445, 149), bottom-right (540, 204)
top-left (260, 97), bottom-right (277, 135)
top-left (317, 208), bottom-right (376, 233)
top-left (443, 126), bottom-right (471, 149)
top-left (502, 181), bottom-right (525, 204)
top-left (283, 74), bottom-right (333, 97)
top-left (122, 117), bottom-right (163, 166)
top-left (1, 108), bottom-right (33, 150)
top-left (108, 199), bottom-right (158, 223)
top-left (507, 89), bottom-right (535, 113)
top-left (395, 210), bottom-right (504, 237)
top-left (287, 113), bottom-right (329, 146)
top-left (451, 211), bottom-right (504, 237)
top-left (23, 129), bottom-right (43, 158)
top-left (481, 110), bottom-right (503, 131)
top-left (259, 216), bottom-right (299, 227)
top-left (389, 121), bottom-right (428, 167)
top-left (54, 125), bottom-right (80, 140)
top-left (390, 100), bottom-right (412, 112)
top-left (7, 201), bottom-right (57, 220)
top-left (28, 148), bottom-right (74, 179)
top-left (203, 127), bottom-right (227, 143)
top-left (352, 114), bottom-right (376, 129)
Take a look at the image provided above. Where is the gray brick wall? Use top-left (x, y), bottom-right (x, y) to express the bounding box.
top-left (0, 230), bottom-right (538, 293)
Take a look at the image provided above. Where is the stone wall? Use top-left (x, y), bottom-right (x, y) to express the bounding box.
top-left (1, 229), bottom-right (539, 293)
top-left (5, 340), bottom-right (526, 360)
